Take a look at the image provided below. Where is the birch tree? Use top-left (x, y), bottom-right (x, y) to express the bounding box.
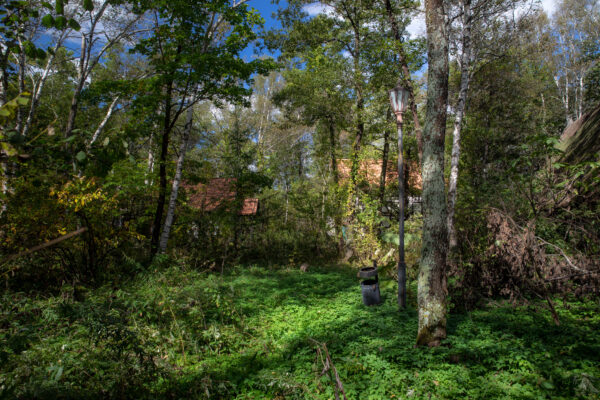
top-left (158, 103), bottom-right (193, 253)
top-left (63, 0), bottom-right (146, 142)
top-left (446, 0), bottom-right (532, 251)
top-left (551, 0), bottom-right (600, 124)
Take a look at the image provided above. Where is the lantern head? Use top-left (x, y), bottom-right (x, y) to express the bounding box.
top-left (389, 84), bottom-right (410, 116)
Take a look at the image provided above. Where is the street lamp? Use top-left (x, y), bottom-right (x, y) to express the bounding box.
top-left (389, 83), bottom-right (410, 309)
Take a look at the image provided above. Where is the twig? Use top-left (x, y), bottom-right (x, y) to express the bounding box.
top-left (310, 339), bottom-right (347, 400)
top-left (535, 235), bottom-right (582, 272)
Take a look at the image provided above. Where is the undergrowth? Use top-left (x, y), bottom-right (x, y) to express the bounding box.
top-left (1, 263), bottom-right (599, 399)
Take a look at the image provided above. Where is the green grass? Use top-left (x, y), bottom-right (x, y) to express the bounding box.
top-left (1, 263), bottom-right (599, 399)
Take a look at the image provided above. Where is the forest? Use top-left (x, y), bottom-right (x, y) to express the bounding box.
top-left (1, 0), bottom-right (599, 398)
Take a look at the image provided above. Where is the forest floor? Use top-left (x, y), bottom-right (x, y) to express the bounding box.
top-left (1, 263), bottom-right (599, 399)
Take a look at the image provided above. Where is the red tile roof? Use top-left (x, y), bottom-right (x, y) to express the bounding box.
top-left (185, 178), bottom-right (259, 215)
top-left (337, 159), bottom-right (422, 190)
top-left (240, 198), bottom-right (259, 216)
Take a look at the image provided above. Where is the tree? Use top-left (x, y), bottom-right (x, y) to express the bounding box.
top-left (551, 0), bottom-right (600, 124)
top-left (132, 0), bottom-right (273, 255)
top-left (446, 0), bottom-right (530, 250)
top-left (383, 0), bottom-right (423, 162)
top-left (417, 0), bottom-right (449, 347)
top-left (64, 0), bottom-right (144, 140)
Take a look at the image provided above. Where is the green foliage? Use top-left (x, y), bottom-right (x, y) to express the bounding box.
top-left (0, 0), bottom-right (80, 58)
top-left (1, 264), bottom-right (599, 399)
top-left (0, 93), bottom-right (29, 157)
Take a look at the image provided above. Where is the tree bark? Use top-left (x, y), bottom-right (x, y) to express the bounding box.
top-left (158, 104), bottom-right (193, 253)
top-left (379, 125), bottom-right (390, 206)
top-left (417, 0), bottom-right (449, 347)
top-left (447, 0), bottom-right (472, 252)
top-left (22, 32), bottom-right (67, 137)
top-left (0, 50), bottom-right (8, 107)
top-left (146, 135), bottom-right (155, 186)
top-left (329, 119), bottom-right (339, 184)
top-left (0, 162), bottom-right (8, 215)
top-left (349, 22), bottom-right (364, 203)
top-left (151, 80), bottom-right (174, 255)
top-left (15, 38), bottom-right (26, 133)
top-left (384, 0), bottom-right (423, 164)
top-left (65, 34), bottom-right (88, 138)
top-left (88, 96), bottom-right (120, 148)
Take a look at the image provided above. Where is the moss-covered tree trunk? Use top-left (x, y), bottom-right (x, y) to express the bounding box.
top-left (417, 0), bottom-right (449, 347)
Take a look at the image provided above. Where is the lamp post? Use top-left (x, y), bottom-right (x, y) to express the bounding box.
top-left (389, 83), bottom-right (410, 309)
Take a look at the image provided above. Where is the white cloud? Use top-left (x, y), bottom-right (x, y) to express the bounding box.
top-left (540, 0), bottom-right (558, 16)
top-left (406, 13), bottom-right (426, 39)
top-left (302, 3), bottom-right (335, 17)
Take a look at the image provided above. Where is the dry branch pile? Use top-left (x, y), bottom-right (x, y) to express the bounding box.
top-left (451, 208), bottom-right (599, 319)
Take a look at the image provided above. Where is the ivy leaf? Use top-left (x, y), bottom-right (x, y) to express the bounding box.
top-left (55, 0), bottom-right (64, 15)
top-left (1, 142), bottom-right (17, 157)
top-left (23, 41), bottom-right (37, 58)
top-left (83, 0), bottom-right (94, 11)
top-left (36, 48), bottom-right (47, 59)
top-left (41, 14), bottom-right (54, 28)
top-left (381, 231), bottom-right (399, 246)
top-left (54, 16), bottom-right (67, 29)
top-left (16, 94), bottom-right (29, 106)
top-left (68, 18), bottom-right (81, 31)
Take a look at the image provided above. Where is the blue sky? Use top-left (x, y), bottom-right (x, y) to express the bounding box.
top-left (242, 0), bottom-right (286, 61)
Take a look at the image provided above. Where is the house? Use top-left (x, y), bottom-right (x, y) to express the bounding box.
top-left (337, 159), bottom-right (422, 190)
top-left (185, 178), bottom-right (259, 216)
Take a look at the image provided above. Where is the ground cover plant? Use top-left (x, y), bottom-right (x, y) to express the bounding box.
top-left (1, 263), bottom-right (598, 399)
top-left (2, 0), bottom-right (600, 399)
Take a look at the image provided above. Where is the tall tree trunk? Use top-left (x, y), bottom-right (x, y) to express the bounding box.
top-left (0, 50), bottom-right (8, 106)
top-left (88, 96), bottom-right (120, 148)
top-left (447, 0), bottom-right (472, 252)
top-left (22, 51), bottom-right (56, 137)
top-left (158, 104), bottom-right (193, 253)
top-left (350, 86), bottom-right (364, 188)
top-left (385, 0), bottom-right (423, 164)
top-left (146, 135), bottom-right (155, 186)
top-left (151, 80), bottom-right (174, 255)
top-left (0, 162), bottom-right (8, 215)
top-left (65, 35), bottom-right (87, 138)
top-left (349, 28), bottom-right (364, 200)
top-left (578, 75), bottom-right (583, 118)
top-left (379, 111), bottom-right (391, 205)
top-left (65, 1), bottom-right (112, 138)
top-left (329, 119), bottom-right (338, 184)
top-left (15, 38), bottom-right (26, 133)
top-left (22, 32), bottom-right (67, 137)
top-left (417, 0), bottom-right (449, 347)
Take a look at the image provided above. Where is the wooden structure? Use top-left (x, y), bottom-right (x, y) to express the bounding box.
top-left (337, 159), bottom-right (422, 190)
top-left (185, 178), bottom-right (259, 216)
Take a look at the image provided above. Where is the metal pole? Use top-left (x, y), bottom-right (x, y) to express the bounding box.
top-left (397, 116), bottom-right (406, 309)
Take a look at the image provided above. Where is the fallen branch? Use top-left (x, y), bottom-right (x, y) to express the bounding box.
top-left (490, 207), bottom-right (590, 274)
top-left (1, 227), bottom-right (87, 266)
top-left (310, 339), bottom-right (347, 400)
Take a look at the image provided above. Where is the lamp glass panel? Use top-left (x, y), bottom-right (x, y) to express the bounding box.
top-left (400, 88), bottom-right (409, 113)
top-left (389, 90), bottom-right (398, 112)
top-left (390, 87), bottom-right (410, 113)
